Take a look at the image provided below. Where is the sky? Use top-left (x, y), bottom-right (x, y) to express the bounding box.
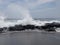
top-left (0, 0), bottom-right (59, 19)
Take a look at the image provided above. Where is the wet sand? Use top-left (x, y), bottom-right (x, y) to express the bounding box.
top-left (0, 31), bottom-right (60, 45)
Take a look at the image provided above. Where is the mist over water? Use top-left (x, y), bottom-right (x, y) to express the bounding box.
top-left (0, 8), bottom-right (60, 28)
top-left (0, 0), bottom-right (56, 28)
top-left (0, 6), bottom-right (60, 32)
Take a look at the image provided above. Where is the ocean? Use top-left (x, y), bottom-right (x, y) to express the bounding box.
top-left (5, 18), bottom-right (60, 21)
top-left (0, 31), bottom-right (60, 45)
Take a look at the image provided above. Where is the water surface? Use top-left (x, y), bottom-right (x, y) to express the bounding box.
top-left (0, 31), bottom-right (60, 45)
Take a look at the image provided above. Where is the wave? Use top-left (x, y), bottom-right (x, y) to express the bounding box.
top-left (0, 16), bottom-right (60, 27)
top-left (0, 16), bottom-right (60, 32)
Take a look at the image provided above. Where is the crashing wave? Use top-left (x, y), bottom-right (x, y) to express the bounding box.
top-left (0, 16), bottom-right (60, 33)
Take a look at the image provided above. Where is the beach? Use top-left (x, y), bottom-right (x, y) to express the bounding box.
top-left (0, 31), bottom-right (60, 45)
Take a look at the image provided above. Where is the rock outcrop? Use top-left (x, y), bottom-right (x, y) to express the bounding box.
top-left (0, 22), bottom-right (60, 32)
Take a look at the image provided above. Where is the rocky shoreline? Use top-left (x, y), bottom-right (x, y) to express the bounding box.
top-left (0, 22), bottom-right (60, 33)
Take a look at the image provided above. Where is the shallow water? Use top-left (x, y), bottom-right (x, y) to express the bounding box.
top-left (0, 31), bottom-right (60, 45)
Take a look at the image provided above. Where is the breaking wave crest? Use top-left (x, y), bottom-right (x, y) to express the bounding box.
top-left (0, 16), bottom-right (60, 27)
top-left (0, 16), bottom-right (60, 32)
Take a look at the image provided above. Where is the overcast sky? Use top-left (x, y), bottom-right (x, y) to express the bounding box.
top-left (0, 0), bottom-right (59, 19)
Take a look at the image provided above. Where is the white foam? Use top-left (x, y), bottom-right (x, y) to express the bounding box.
top-left (0, 16), bottom-right (60, 32)
top-left (0, 17), bottom-right (60, 28)
top-left (56, 28), bottom-right (60, 32)
top-left (0, 16), bottom-right (16, 28)
top-left (0, 16), bottom-right (60, 28)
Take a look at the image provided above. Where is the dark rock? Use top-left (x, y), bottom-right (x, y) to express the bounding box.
top-left (15, 25), bottom-right (25, 31)
top-left (45, 22), bottom-right (60, 28)
top-left (1, 22), bottom-right (60, 32)
top-left (0, 28), bottom-right (3, 33)
top-left (40, 22), bottom-right (60, 32)
top-left (52, 22), bottom-right (60, 27)
top-left (23, 25), bottom-right (35, 30)
top-left (45, 28), bottom-right (56, 32)
top-left (9, 25), bottom-right (25, 31)
top-left (35, 26), bottom-right (41, 29)
top-left (8, 26), bottom-right (15, 31)
top-left (8, 22), bottom-right (60, 32)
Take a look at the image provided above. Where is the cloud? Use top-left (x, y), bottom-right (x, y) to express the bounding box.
top-left (0, 11), bottom-right (4, 16)
top-left (0, 0), bottom-right (55, 18)
top-left (23, 0), bottom-right (54, 8)
top-left (0, 0), bottom-right (54, 9)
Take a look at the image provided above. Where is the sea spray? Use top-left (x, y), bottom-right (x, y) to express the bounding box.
top-left (0, 16), bottom-right (60, 32)
top-left (6, 3), bottom-right (46, 26)
top-left (6, 3), bottom-right (60, 26)
top-left (0, 16), bottom-right (16, 28)
top-left (0, 5), bottom-right (60, 32)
